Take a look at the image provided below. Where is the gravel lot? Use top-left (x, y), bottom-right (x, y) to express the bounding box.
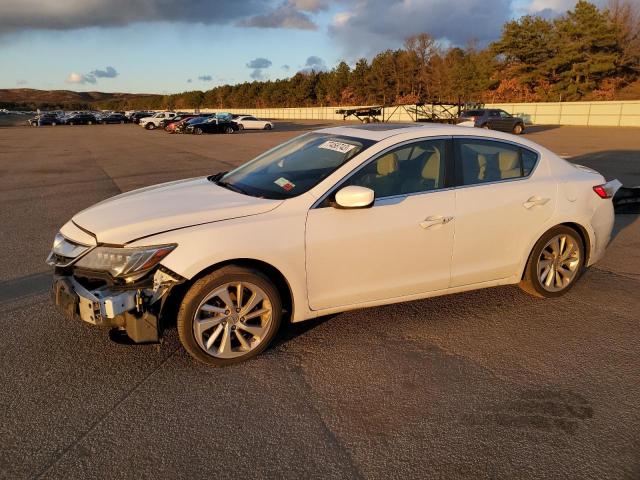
top-left (0, 122), bottom-right (639, 479)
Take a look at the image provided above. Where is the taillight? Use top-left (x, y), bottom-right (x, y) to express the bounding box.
top-left (593, 180), bottom-right (623, 199)
top-left (593, 185), bottom-right (609, 198)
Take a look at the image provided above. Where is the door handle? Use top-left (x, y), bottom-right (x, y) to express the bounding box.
top-left (420, 215), bottom-right (454, 229)
top-left (523, 196), bottom-right (550, 209)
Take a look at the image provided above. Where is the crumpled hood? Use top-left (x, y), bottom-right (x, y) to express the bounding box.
top-left (72, 177), bottom-right (282, 244)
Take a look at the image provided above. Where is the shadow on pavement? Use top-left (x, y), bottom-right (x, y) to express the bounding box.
top-left (265, 121), bottom-right (340, 132)
top-left (567, 150), bottom-right (640, 187)
top-left (523, 125), bottom-right (561, 134)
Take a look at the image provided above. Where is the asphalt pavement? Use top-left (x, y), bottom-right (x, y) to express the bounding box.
top-left (0, 122), bottom-right (638, 479)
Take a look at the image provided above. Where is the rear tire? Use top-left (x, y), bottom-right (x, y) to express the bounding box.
top-left (194, 127), bottom-right (203, 135)
top-left (519, 226), bottom-right (585, 298)
top-left (264, 124), bottom-right (272, 130)
top-left (177, 266), bottom-right (282, 366)
top-left (481, 123), bottom-right (490, 129)
top-left (225, 126), bottom-right (234, 134)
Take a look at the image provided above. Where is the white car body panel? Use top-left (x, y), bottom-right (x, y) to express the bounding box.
top-left (450, 160), bottom-right (557, 286)
top-left (60, 124), bottom-right (617, 324)
top-left (72, 178), bottom-right (282, 244)
top-left (306, 189), bottom-right (455, 310)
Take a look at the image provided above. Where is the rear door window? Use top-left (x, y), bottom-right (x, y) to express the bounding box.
top-left (454, 138), bottom-right (538, 186)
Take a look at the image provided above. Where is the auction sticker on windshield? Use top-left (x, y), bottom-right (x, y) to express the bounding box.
top-left (274, 177), bottom-right (296, 191)
top-left (318, 140), bottom-right (357, 154)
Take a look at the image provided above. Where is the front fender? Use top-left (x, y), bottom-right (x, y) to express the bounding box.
top-left (129, 210), bottom-right (313, 322)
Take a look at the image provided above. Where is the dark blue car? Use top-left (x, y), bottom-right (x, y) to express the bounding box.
top-left (458, 109), bottom-right (525, 135)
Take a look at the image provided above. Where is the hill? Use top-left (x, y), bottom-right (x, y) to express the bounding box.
top-left (0, 88), bottom-right (161, 110)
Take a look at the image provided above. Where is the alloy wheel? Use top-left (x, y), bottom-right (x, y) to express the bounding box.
top-left (537, 234), bottom-right (581, 292)
top-left (193, 282), bottom-right (273, 359)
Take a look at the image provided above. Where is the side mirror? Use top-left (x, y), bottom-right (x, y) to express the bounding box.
top-left (333, 186), bottom-right (375, 209)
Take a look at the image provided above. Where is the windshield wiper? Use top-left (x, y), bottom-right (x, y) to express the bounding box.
top-left (207, 171), bottom-right (227, 182)
top-left (216, 179), bottom-right (250, 195)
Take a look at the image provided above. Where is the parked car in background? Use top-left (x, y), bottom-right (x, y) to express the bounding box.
top-left (166, 115), bottom-right (201, 133)
top-left (160, 114), bottom-right (195, 130)
top-left (140, 112), bottom-right (178, 130)
top-left (458, 109), bottom-right (525, 134)
top-left (174, 115), bottom-right (213, 134)
top-left (234, 115), bottom-right (274, 131)
top-left (100, 113), bottom-right (129, 124)
top-left (186, 114), bottom-right (239, 134)
top-left (129, 111), bottom-right (154, 124)
top-left (28, 113), bottom-right (61, 126)
top-left (46, 124), bottom-right (620, 365)
top-left (62, 113), bottom-right (97, 125)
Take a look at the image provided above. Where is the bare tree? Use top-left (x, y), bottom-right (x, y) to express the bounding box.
top-left (608, 0), bottom-right (640, 74)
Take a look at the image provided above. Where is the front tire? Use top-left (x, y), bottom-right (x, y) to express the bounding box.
top-left (224, 126), bottom-right (234, 134)
top-left (520, 226), bottom-right (584, 298)
top-left (194, 127), bottom-right (203, 135)
top-left (513, 123), bottom-right (524, 134)
top-left (264, 124), bottom-right (272, 130)
top-left (177, 266), bottom-right (282, 366)
top-left (146, 123), bottom-right (155, 130)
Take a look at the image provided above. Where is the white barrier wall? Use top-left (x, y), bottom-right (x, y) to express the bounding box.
top-left (200, 100), bottom-right (640, 127)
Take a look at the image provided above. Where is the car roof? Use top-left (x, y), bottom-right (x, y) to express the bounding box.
top-left (316, 123), bottom-right (543, 150)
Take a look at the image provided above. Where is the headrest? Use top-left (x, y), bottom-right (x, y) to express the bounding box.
top-left (499, 150), bottom-right (519, 171)
top-left (377, 153), bottom-right (398, 175)
top-left (421, 149), bottom-right (440, 179)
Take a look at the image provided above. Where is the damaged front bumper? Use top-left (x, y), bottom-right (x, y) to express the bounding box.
top-left (52, 268), bottom-right (183, 343)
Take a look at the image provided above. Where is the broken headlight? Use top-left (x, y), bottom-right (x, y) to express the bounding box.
top-left (74, 244), bottom-right (176, 278)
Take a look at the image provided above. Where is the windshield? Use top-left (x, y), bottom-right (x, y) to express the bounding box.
top-left (216, 132), bottom-right (374, 199)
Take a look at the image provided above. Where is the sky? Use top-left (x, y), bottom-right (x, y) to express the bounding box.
top-left (0, 0), bottom-right (598, 94)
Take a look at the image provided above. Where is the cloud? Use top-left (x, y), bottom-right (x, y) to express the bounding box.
top-left (17, 79), bottom-right (27, 85)
top-left (66, 72), bottom-right (96, 84)
top-left (329, 0), bottom-right (514, 58)
top-left (66, 66), bottom-right (118, 85)
top-left (305, 56), bottom-right (324, 67)
top-left (187, 78), bottom-right (193, 83)
top-left (247, 57), bottom-right (273, 69)
top-left (523, 0), bottom-right (606, 17)
top-left (281, 64), bottom-right (291, 71)
top-left (90, 66), bottom-right (118, 78)
top-left (299, 55), bottom-right (327, 73)
top-left (198, 75), bottom-right (213, 81)
top-left (239, 1), bottom-right (318, 30)
top-left (290, 0), bottom-right (330, 12)
top-left (246, 57), bottom-right (272, 80)
top-left (0, 0), bottom-right (268, 35)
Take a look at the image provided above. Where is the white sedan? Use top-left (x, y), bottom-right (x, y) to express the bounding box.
top-left (234, 115), bottom-right (274, 130)
top-left (47, 124), bottom-right (619, 366)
